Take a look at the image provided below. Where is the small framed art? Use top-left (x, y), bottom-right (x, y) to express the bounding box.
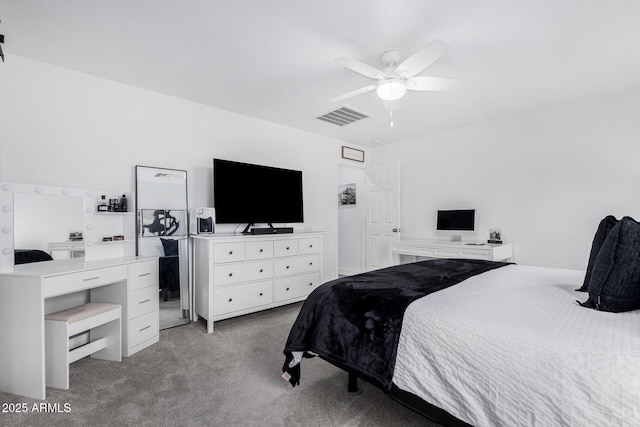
top-left (342, 146), bottom-right (364, 162)
top-left (338, 183), bottom-right (357, 206)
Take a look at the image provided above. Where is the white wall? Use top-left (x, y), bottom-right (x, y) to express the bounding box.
top-left (0, 55), bottom-right (342, 280)
top-left (370, 89), bottom-right (640, 270)
top-left (338, 165), bottom-right (365, 276)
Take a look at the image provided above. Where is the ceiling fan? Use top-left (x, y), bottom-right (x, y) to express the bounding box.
top-left (330, 39), bottom-right (460, 125)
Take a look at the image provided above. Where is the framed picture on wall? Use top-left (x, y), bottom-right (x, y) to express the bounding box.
top-left (338, 183), bottom-right (357, 206)
top-left (342, 146), bottom-right (364, 162)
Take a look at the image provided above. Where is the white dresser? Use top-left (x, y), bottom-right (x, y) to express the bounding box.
top-left (193, 233), bottom-right (323, 333)
top-left (391, 239), bottom-right (513, 264)
top-left (0, 257), bottom-right (158, 399)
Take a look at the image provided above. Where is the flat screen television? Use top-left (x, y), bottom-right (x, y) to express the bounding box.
top-left (213, 159), bottom-right (303, 231)
top-left (436, 209), bottom-right (475, 239)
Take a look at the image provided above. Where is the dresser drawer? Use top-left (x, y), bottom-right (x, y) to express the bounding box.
top-left (129, 310), bottom-right (158, 348)
top-left (245, 241), bottom-right (273, 260)
top-left (274, 239), bottom-right (299, 257)
top-left (130, 286), bottom-right (159, 318)
top-left (44, 265), bottom-right (127, 298)
top-left (213, 260), bottom-right (273, 286)
top-left (432, 249), bottom-right (488, 260)
top-left (274, 272), bottom-right (321, 302)
top-left (213, 281), bottom-right (273, 316)
top-left (274, 254), bottom-right (320, 277)
top-left (214, 242), bottom-right (245, 263)
top-left (129, 259), bottom-right (159, 290)
top-left (299, 237), bottom-right (321, 255)
top-left (407, 247), bottom-right (436, 257)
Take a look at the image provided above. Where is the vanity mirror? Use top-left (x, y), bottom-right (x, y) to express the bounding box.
top-left (0, 182), bottom-right (135, 273)
top-left (135, 166), bottom-right (190, 329)
top-left (14, 193), bottom-right (85, 259)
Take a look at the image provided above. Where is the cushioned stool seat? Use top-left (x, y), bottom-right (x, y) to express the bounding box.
top-left (45, 302), bottom-right (121, 390)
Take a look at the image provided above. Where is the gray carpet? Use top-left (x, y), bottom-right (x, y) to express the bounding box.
top-left (0, 303), bottom-right (442, 426)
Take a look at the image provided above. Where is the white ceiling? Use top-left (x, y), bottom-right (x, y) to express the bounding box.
top-left (2, 0), bottom-right (640, 147)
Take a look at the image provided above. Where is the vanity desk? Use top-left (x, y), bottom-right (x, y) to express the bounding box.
top-left (0, 256), bottom-right (159, 400)
top-left (391, 239), bottom-right (513, 264)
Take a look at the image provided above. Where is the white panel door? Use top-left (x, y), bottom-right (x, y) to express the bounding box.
top-left (366, 163), bottom-right (400, 271)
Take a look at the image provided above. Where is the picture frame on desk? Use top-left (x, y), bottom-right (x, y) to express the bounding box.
top-left (488, 228), bottom-right (502, 244)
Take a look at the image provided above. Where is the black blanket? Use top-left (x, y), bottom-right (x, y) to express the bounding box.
top-left (283, 258), bottom-right (511, 389)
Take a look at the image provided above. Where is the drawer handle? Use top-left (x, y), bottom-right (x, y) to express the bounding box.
top-left (138, 272), bottom-right (151, 277)
top-left (309, 282), bottom-right (313, 286)
top-left (139, 325), bottom-right (151, 332)
top-left (139, 299), bottom-right (151, 304)
top-left (286, 287), bottom-right (290, 291)
top-left (228, 273), bottom-right (233, 277)
top-left (286, 266), bottom-right (290, 269)
top-left (309, 245), bottom-right (313, 248)
top-left (260, 249), bottom-right (263, 252)
top-left (83, 276), bottom-right (100, 282)
top-left (259, 269), bottom-right (263, 273)
top-left (228, 251), bottom-right (233, 255)
top-left (286, 246), bottom-right (290, 250)
top-left (259, 292), bottom-right (263, 296)
top-left (228, 298), bottom-right (233, 302)
top-left (309, 262), bottom-right (313, 266)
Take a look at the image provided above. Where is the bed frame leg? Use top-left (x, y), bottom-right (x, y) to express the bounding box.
top-left (347, 372), bottom-right (362, 395)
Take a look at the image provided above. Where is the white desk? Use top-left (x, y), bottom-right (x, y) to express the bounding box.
top-left (0, 257), bottom-right (159, 399)
top-left (391, 239), bottom-right (513, 264)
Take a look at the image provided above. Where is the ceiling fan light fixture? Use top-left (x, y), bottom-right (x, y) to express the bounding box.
top-left (376, 79), bottom-right (406, 101)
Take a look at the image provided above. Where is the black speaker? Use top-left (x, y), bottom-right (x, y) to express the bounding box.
top-left (250, 227), bottom-right (294, 235)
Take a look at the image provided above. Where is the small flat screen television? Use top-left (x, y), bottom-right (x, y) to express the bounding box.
top-left (213, 159), bottom-right (303, 228)
top-left (436, 209), bottom-right (475, 232)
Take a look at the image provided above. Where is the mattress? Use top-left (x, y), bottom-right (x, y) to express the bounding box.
top-left (392, 264), bottom-right (640, 426)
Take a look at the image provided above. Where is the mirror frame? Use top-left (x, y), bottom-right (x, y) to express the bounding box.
top-left (0, 182), bottom-right (100, 273)
top-left (134, 166), bottom-right (190, 328)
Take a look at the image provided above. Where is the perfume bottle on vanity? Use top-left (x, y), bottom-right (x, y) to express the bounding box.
top-left (97, 195), bottom-right (108, 212)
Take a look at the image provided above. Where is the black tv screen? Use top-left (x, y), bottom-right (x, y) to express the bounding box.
top-left (213, 159), bottom-right (303, 224)
top-left (436, 209), bottom-right (475, 231)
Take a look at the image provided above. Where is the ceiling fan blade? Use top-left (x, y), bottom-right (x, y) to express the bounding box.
top-left (330, 85), bottom-right (377, 102)
top-left (406, 76), bottom-right (461, 91)
top-left (335, 57), bottom-right (388, 80)
top-left (395, 39), bottom-right (449, 78)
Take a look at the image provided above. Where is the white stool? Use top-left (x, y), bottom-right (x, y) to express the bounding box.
top-left (45, 302), bottom-right (122, 390)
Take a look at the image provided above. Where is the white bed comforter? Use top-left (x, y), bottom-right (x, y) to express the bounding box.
top-left (392, 264), bottom-right (640, 427)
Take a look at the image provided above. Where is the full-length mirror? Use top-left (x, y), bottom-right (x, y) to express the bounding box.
top-left (135, 166), bottom-right (189, 329)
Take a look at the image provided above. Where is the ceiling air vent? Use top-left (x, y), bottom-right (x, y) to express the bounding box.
top-left (317, 106), bottom-right (369, 126)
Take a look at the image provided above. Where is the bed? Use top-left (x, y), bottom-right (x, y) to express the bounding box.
top-left (282, 217), bottom-right (640, 426)
top-left (14, 249), bottom-right (53, 265)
